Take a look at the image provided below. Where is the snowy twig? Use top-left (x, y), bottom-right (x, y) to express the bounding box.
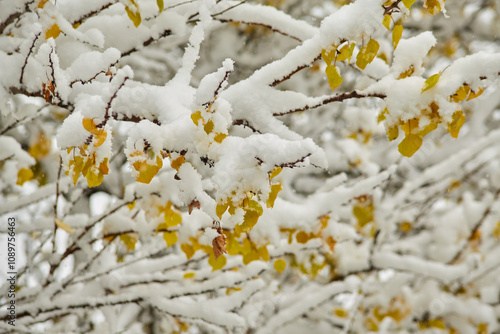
top-left (271, 54), bottom-right (321, 87)
top-left (19, 32), bottom-right (40, 85)
top-left (217, 18), bottom-right (302, 41)
top-left (273, 91), bottom-right (386, 116)
top-left (121, 29), bottom-right (173, 57)
top-left (71, 1), bottom-right (116, 26)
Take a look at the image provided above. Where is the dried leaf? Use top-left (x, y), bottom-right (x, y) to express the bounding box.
top-left (170, 156), bottom-right (185, 171)
top-left (188, 199), bottom-right (200, 214)
top-left (212, 226), bottom-right (227, 260)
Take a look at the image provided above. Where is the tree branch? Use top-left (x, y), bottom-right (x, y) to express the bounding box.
top-left (273, 91), bottom-right (386, 116)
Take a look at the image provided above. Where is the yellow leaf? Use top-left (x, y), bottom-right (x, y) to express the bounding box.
top-left (382, 15), bottom-right (392, 30)
top-left (353, 204), bottom-right (374, 227)
top-left (125, 4), bottom-right (141, 27)
top-left (214, 133), bottom-right (227, 143)
top-left (356, 39), bottom-right (379, 70)
top-left (134, 158), bottom-right (162, 184)
top-left (216, 202), bottom-right (229, 219)
top-left (163, 231), bottom-right (178, 247)
top-left (466, 87), bottom-right (483, 101)
top-left (86, 169), bottom-right (104, 188)
top-left (181, 243), bottom-right (195, 259)
top-left (400, 118), bottom-right (419, 135)
top-left (451, 85), bottom-right (470, 103)
top-left (365, 317), bottom-right (379, 331)
top-left (493, 221), bottom-right (500, 239)
top-left (274, 258), bottom-right (286, 273)
top-left (29, 132), bottom-right (51, 160)
top-left (157, 0), bottom-right (164, 12)
top-left (378, 107), bottom-right (388, 123)
top-left (164, 204), bottom-right (182, 227)
top-left (398, 65), bottom-right (415, 79)
top-left (16, 168), bottom-right (34, 186)
top-left (447, 109), bottom-right (465, 138)
top-left (334, 308), bottom-right (348, 318)
top-left (191, 111), bottom-right (203, 125)
top-left (204, 120), bottom-right (214, 134)
top-left (38, 0), bottom-right (49, 8)
top-left (258, 245), bottom-right (270, 261)
top-left (243, 248), bottom-right (260, 265)
top-left (120, 233), bottom-right (137, 252)
top-left (421, 73), bottom-right (441, 93)
top-left (402, 0), bottom-right (416, 9)
top-left (398, 133), bottom-right (423, 157)
top-left (55, 218), bottom-right (76, 234)
top-left (296, 231), bottom-right (310, 244)
top-left (392, 25), bottom-right (403, 49)
top-left (238, 211), bottom-right (260, 233)
top-left (127, 201), bottom-right (136, 210)
top-left (477, 323), bottom-right (488, 334)
top-left (399, 221), bottom-right (412, 232)
top-left (425, 0), bottom-right (442, 15)
top-left (325, 65), bottom-right (343, 91)
top-left (226, 287), bottom-right (242, 295)
top-left (183, 272), bottom-right (195, 279)
top-left (45, 24), bottom-right (61, 40)
top-left (99, 158), bottom-right (109, 175)
top-left (321, 45), bottom-right (337, 65)
top-left (386, 125), bottom-right (399, 141)
top-left (82, 117), bottom-right (100, 135)
top-left (208, 253), bottom-right (226, 271)
top-left (336, 43), bottom-right (354, 62)
top-left (419, 121), bottom-right (437, 138)
top-left (170, 156), bottom-right (185, 171)
top-left (326, 235), bottom-right (336, 252)
top-left (269, 166), bottom-right (282, 179)
top-left (93, 131), bottom-right (107, 147)
top-left (428, 318), bottom-right (446, 329)
top-left (267, 183), bottom-right (282, 208)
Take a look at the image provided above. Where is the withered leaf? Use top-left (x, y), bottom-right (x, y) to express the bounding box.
top-left (212, 226), bottom-right (227, 260)
top-left (188, 199), bottom-right (201, 214)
